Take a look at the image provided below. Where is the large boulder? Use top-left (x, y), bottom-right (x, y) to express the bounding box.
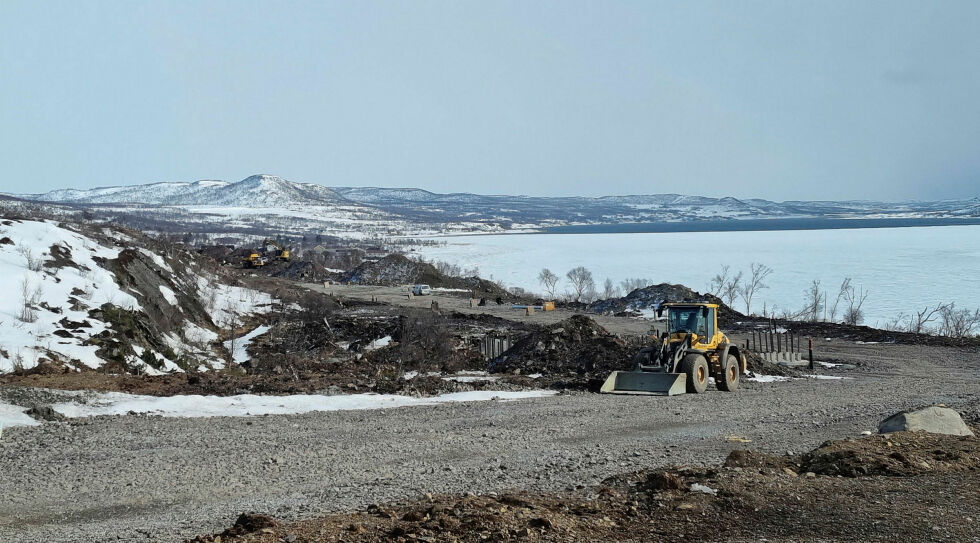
top-left (878, 406), bottom-right (974, 436)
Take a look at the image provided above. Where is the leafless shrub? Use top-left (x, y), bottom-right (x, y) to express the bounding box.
top-left (200, 284), bottom-right (219, 314)
top-left (841, 280), bottom-right (869, 325)
top-left (566, 266), bottom-right (596, 303)
top-left (619, 277), bottom-right (653, 294)
top-left (18, 277), bottom-right (41, 323)
top-left (739, 263), bottom-right (772, 316)
top-left (434, 260), bottom-right (462, 277)
top-left (537, 268), bottom-right (560, 298)
top-left (17, 246), bottom-right (43, 272)
top-left (938, 304), bottom-right (980, 337)
top-left (908, 304), bottom-right (949, 334)
top-left (601, 278), bottom-right (621, 300)
top-left (12, 350), bottom-right (25, 373)
top-left (399, 311), bottom-right (453, 371)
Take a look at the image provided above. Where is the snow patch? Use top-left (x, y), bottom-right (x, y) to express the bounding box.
top-left (138, 248), bottom-right (172, 272)
top-left (51, 390), bottom-right (559, 419)
top-left (0, 400), bottom-right (41, 428)
top-left (159, 285), bottom-right (179, 306)
top-left (364, 336), bottom-right (392, 351)
top-left (223, 325), bottom-right (271, 364)
top-left (746, 374), bottom-right (791, 383)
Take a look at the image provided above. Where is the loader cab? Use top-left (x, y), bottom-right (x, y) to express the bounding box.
top-left (665, 304), bottom-right (717, 344)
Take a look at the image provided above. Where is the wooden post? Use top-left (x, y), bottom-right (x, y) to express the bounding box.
top-left (776, 332), bottom-right (781, 353)
top-left (808, 337), bottom-right (815, 371)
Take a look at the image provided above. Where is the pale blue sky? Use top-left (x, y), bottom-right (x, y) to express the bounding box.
top-left (1, 1), bottom-right (977, 200)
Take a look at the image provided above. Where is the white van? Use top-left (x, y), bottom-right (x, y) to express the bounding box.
top-left (412, 284), bottom-right (432, 296)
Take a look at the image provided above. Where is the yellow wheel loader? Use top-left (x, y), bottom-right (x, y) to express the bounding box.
top-left (601, 302), bottom-right (746, 396)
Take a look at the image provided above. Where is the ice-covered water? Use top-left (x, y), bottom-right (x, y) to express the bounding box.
top-left (415, 225), bottom-right (980, 327)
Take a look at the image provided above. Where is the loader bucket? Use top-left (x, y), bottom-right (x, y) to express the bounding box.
top-left (599, 371), bottom-right (686, 396)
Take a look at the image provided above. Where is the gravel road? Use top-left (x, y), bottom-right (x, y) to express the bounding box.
top-left (2, 339), bottom-right (978, 543)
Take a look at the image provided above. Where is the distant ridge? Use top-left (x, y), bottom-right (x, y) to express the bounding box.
top-left (11, 174), bottom-right (980, 223)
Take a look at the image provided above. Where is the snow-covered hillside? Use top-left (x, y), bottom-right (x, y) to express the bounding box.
top-left (0, 219), bottom-right (273, 374)
top-left (8, 175), bottom-right (979, 244)
top-left (22, 175), bottom-right (350, 207)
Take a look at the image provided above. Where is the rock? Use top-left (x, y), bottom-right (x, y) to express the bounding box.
top-left (26, 405), bottom-right (66, 422)
top-left (644, 471), bottom-right (687, 491)
top-left (878, 406), bottom-right (974, 436)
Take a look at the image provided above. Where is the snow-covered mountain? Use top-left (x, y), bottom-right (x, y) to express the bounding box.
top-left (9, 175), bottom-right (979, 242)
top-left (22, 175), bottom-right (351, 207)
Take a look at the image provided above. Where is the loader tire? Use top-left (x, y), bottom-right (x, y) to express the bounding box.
top-left (681, 354), bottom-right (709, 394)
top-left (717, 353), bottom-right (740, 392)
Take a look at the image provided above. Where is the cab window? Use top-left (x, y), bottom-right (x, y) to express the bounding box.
top-left (668, 307), bottom-right (706, 336)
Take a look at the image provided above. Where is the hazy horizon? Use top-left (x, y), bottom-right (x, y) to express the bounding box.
top-left (2, 1), bottom-right (978, 201)
top-left (10, 172), bottom-right (979, 204)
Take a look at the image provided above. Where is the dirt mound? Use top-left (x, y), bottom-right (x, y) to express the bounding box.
top-left (589, 283), bottom-right (743, 325)
top-left (800, 431), bottom-right (980, 477)
top-left (271, 260), bottom-right (342, 282)
top-left (489, 315), bottom-right (632, 378)
top-left (743, 349), bottom-right (808, 377)
top-left (193, 432), bottom-right (980, 543)
top-left (342, 254), bottom-right (510, 298)
top-left (727, 317), bottom-right (980, 348)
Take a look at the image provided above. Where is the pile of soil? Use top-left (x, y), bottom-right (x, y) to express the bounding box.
top-left (800, 431), bottom-right (980, 477)
top-left (190, 431), bottom-right (980, 543)
top-left (589, 283), bottom-right (744, 326)
top-left (743, 349), bottom-right (809, 377)
top-left (271, 260), bottom-right (343, 282)
top-left (343, 255), bottom-right (511, 298)
top-left (727, 317), bottom-right (980, 349)
top-left (489, 315), bottom-right (633, 379)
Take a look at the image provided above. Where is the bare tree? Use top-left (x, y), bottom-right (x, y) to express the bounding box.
top-left (721, 270), bottom-right (743, 308)
top-left (566, 266), bottom-right (595, 303)
top-left (939, 304), bottom-right (980, 337)
top-left (620, 277), bottom-right (652, 294)
top-left (802, 279), bottom-right (824, 322)
top-left (739, 263), bottom-right (772, 315)
top-left (842, 281), bottom-right (869, 325)
top-left (708, 266), bottom-right (729, 297)
top-left (537, 268), bottom-right (560, 298)
top-left (828, 278), bottom-right (851, 323)
top-left (908, 304), bottom-right (949, 334)
top-left (601, 278), bottom-right (620, 300)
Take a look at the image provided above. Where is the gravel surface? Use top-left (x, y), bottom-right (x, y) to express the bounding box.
top-left (2, 339), bottom-right (979, 543)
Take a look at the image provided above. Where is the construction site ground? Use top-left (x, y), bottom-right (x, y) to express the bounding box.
top-left (1, 284), bottom-right (979, 542)
top-left (305, 284), bottom-right (656, 336)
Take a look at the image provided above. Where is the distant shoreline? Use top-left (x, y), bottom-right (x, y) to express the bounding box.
top-left (538, 217), bottom-right (980, 235)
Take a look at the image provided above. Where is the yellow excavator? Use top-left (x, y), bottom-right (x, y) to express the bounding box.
top-left (242, 239), bottom-right (291, 268)
top-left (601, 302), bottom-right (746, 396)
top-left (261, 239), bottom-right (290, 262)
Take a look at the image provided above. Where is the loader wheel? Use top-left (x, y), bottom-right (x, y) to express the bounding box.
top-left (717, 354), bottom-right (740, 392)
top-left (681, 354), bottom-right (709, 394)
